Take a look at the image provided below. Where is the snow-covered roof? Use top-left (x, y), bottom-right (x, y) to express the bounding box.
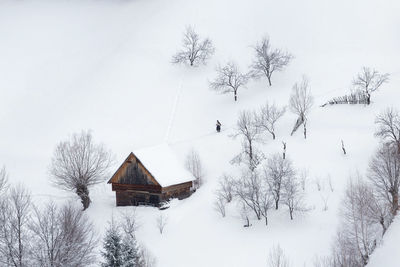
top-left (132, 143), bottom-right (195, 187)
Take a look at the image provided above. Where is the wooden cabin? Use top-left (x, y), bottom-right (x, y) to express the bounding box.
top-left (108, 144), bottom-right (195, 207)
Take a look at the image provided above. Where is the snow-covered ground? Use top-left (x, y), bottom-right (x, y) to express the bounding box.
top-left (0, 0), bottom-right (399, 266)
top-left (369, 216), bottom-right (400, 267)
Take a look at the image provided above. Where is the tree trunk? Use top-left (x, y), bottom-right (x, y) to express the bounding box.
top-left (249, 140), bottom-right (253, 161)
top-left (303, 122), bottom-right (307, 139)
top-left (265, 216), bottom-right (268, 226)
top-left (380, 216), bottom-right (387, 236)
top-left (267, 76), bottom-right (272, 86)
top-left (282, 142), bottom-right (286, 160)
top-left (234, 91), bottom-right (237, 101)
top-left (275, 199), bottom-right (279, 210)
top-left (76, 184), bottom-right (91, 210)
top-left (271, 132), bottom-right (276, 140)
top-left (392, 192), bottom-right (398, 215)
top-left (366, 93), bottom-right (371, 105)
top-left (244, 217), bottom-right (250, 227)
top-left (289, 209), bottom-right (293, 220)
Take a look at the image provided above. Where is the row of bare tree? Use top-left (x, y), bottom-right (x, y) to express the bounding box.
top-left (0, 178), bottom-right (97, 267)
top-left (172, 26), bottom-right (293, 100)
top-left (172, 27), bottom-right (390, 108)
top-left (215, 152), bottom-right (306, 225)
top-left (212, 96), bottom-right (317, 225)
top-left (314, 108), bottom-right (400, 267)
top-left (229, 84), bottom-right (313, 173)
top-left (0, 168), bottom-right (156, 267)
top-left (209, 39), bottom-right (292, 101)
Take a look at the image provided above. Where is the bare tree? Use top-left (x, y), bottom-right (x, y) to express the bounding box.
top-left (0, 185), bottom-right (32, 267)
top-left (214, 195), bottom-right (226, 218)
top-left (339, 178), bottom-right (381, 266)
top-left (49, 130), bottom-right (113, 210)
top-left (259, 187), bottom-right (273, 226)
top-left (139, 245), bottom-right (157, 267)
top-left (210, 62), bottom-right (249, 101)
top-left (231, 110), bottom-right (264, 170)
top-left (30, 202), bottom-right (98, 267)
top-left (156, 212), bottom-right (167, 234)
top-left (282, 174), bottom-right (306, 220)
top-left (324, 178), bottom-right (392, 267)
top-left (320, 193), bottom-right (329, 211)
top-left (0, 166), bottom-right (8, 196)
top-left (314, 177), bottom-right (322, 191)
top-left (217, 174), bottom-right (234, 203)
top-left (289, 77), bottom-right (314, 138)
top-left (232, 141), bottom-right (265, 172)
top-left (327, 175), bottom-right (334, 192)
top-left (239, 202), bottom-right (251, 227)
top-left (368, 143), bottom-right (400, 215)
top-left (267, 244), bottom-right (290, 267)
top-left (353, 67), bottom-right (389, 105)
top-left (118, 209), bottom-right (148, 267)
top-left (250, 37), bottom-right (293, 86)
top-left (255, 102), bottom-right (286, 140)
top-left (375, 107), bottom-right (400, 153)
top-left (365, 189), bottom-right (392, 236)
top-left (185, 149), bottom-right (205, 189)
top-left (172, 26), bottom-right (214, 66)
top-left (299, 169), bottom-right (308, 191)
top-left (233, 169), bottom-right (263, 220)
top-left (282, 141), bottom-right (286, 159)
top-left (120, 208), bottom-right (140, 239)
top-left (341, 140), bottom-right (347, 155)
top-left (330, 229), bottom-right (364, 267)
top-left (313, 255), bottom-right (334, 267)
top-left (264, 153), bottom-right (296, 210)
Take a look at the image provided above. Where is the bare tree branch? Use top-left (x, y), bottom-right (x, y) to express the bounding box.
top-left (216, 174), bottom-right (234, 203)
top-left (375, 107), bottom-right (400, 153)
top-left (263, 153), bottom-right (295, 210)
top-left (368, 143), bottom-right (400, 215)
top-left (255, 102), bottom-right (286, 140)
top-left (339, 178), bottom-right (381, 265)
top-left (233, 169), bottom-right (264, 221)
top-left (267, 244), bottom-right (291, 267)
top-left (214, 195), bottom-right (226, 218)
top-left (49, 130), bottom-right (113, 210)
top-left (210, 62), bottom-right (249, 101)
top-left (289, 76), bottom-right (313, 138)
top-left (156, 212), bottom-right (167, 235)
top-left (231, 111), bottom-right (264, 170)
top-left (251, 37), bottom-right (293, 86)
top-left (185, 149), bottom-right (205, 189)
top-left (281, 172), bottom-right (306, 220)
top-left (0, 166), bottom-right (8, 196)
top-left (352, 67), bottom-right (389, 105)
top-left (172, 26), bottom-right (215, 66)
top-left (30, 202), bottom-right (98, 267)
top-left (0, 185), bottom-right (32, 267)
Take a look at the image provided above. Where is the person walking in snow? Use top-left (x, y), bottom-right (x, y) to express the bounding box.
top-left (216, 120), bottom-right (221, 132)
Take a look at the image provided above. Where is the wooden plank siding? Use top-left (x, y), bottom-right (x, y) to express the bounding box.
top-left (109, 152), bottom-right (194, 207)
top-left (112, 183), bottom-right (162, 194)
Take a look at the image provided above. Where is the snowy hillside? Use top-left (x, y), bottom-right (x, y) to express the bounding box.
top-left (0, 0), bottom-right (399, 266)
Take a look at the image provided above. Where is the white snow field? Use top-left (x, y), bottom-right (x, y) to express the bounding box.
top-left (0, 0), bottom-right (399, 266)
